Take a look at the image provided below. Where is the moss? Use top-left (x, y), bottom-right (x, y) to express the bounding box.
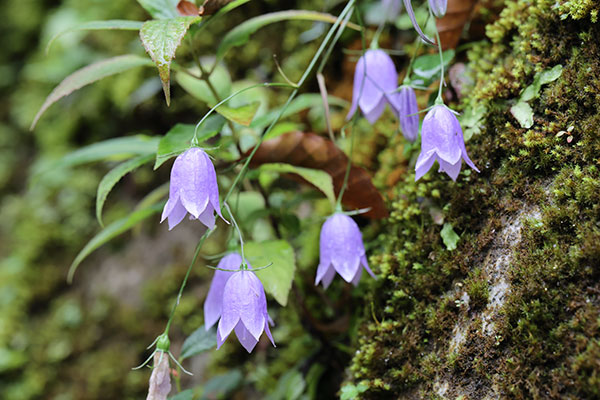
top-left (349, 0), bottom-right (600, 398)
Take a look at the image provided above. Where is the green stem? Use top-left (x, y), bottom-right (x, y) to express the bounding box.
top-left (163, 227), bottom-right (215, 334)
top-left (403, 13), bottom-right (430, 82)
top-left (222, 0), bottom-right (357, 205)
top-left (335, 116), bottom-right (357, 211)
top-left (432, 10), bottom-right (445, 103)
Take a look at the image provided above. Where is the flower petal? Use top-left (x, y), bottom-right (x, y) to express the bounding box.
top-left (204, 253), bottom-right (242, 330)
top-left (197, 203), bottom-right (216, 230)
top-left (163, 198), bottom-right (188, 230)
top-left (415, 152), bottom-right (436, 181)
top-left (438, 158), bottom-right (462, 181)
top-left (263, 319), bottom-right (276, 347)
top-left (421, 106), bottom-right (462, 165)
top-left (234, 321), bottom-right (259, 353)
top-left (364, 97), bottom-right (387, 124)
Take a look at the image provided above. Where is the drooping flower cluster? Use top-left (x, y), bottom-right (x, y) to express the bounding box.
top-left (316, 213), bottom-right (376, 288)
top-left (204, 253), bottom-right (275, 353)
top-left (161, 147), bottom-right (224, 230)
top-left (415, 105), bottom-right (479, 181)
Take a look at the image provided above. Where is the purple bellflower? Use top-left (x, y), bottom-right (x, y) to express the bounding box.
top-left (146, 352), bottom-right (171, 400)
top-left (161, 147), bottom-right (224, 230)
top-left (415, 105), bottom-right (479, 181)
top-left (315, 213), bottom-right (376, 288)
top-left (394, 86), bottom-right (419, 142)
top-left (217, 269), bottom-right (275, 353)
top-left (429, 0), bottom-right (447, 17)
top-left (347, 49), bottom-right (400, 124)
top-left (204, 253), bottom-right (242, 330)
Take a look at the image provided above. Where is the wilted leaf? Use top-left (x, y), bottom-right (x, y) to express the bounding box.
top-left (248, 132), bottom-right (388, 219)
top-left (436, 0), bottom-right (478, 50)
top-left (177, 0), bottom-right (200, 16)
top-left (140, 16), bottom-right (201, 105)
top-left (96, 154), bottom-right (154, 226)
top-left (441, 223), bottom-right (460, 251)
top-left (216, 10), bottom-right (360, 59)
top-left (245, 240), bottom-right (296, 306)
top-left (31, 55), bottom-right (154, 129)
top-left (199, 0), bottom-right (233, 15)
top-left (180, 327), bottom-right (217, 360)
top-left (46, 20), bottom-right (144, 54)
top-left (154, 116), bottom-right (225, 169)
top-left (68, 204), bottom-right (163, 282)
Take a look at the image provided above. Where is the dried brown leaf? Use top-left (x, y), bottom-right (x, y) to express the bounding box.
top-left (177, 1), bottom-right (200, 16)
top-left (248, 131), bottom-right (388, 219)
top-left (436, 0), bottom-right (478, 50)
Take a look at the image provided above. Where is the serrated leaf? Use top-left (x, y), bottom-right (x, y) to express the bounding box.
top-left (48, 135), bottom-right (158, 172)
top-left (96, 154), bottom-right (154, 226)
top-left (215, 101), bottom-right (260, 126)
top-left (68, 204), bottom-right (163, 282)
top-left (46, 20), bottom-right (144, 54)
top-left (216, 10), bottom-right (360, 60)
top-left (510, 101), bottom-right (534, 129)
top-left (244, 240), bottom-right (296, 306)
top-left (180, 327), bottom-right (217, 360)
top-left (140, 16), bottom-right (201, 105)
top-left (31, 55), bottom-right (154, 129)
top-left (441, 223), bottom-right (460, 251)
top-left (259, 163), bottom-right (335, 205)
top-left (154, 116), bottom-right (225, 169)
top-left (411, 50), bottom-right (455, 85)
top-left (137, 0), bottom-right (180, 19)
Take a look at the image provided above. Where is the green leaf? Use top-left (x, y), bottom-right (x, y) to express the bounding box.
top-left (520, 64), bottom-right (563, 102)
top-left (31, 55), bottom-right (154, 129)
top-left (411, 50), bottom-right (455, 85)
top-left (96, 154), bottom-right (154, 226)
top-left (137, 0), bottom-right (180, 19)
top-left (215, 101), bottom-right (260, 126)
top-left (49, 135), bottom-right (159, 171)
top-left (244, 240), bottom-right (296, 306)
top-left (201, 370), bottom-right (243, 400)
top-left (510, 101), bottom-right (534, 129)
top-left (259, 163), bottom-right (335, 205)
top-left (169, 390), bottom-right (193, 400)
top-left (180, 327), bottom-right (217, 360)
top-left (539, 64), bottom-right (563, 85)
top-left (217, 10), bottom-right (360, 60)
top-left (140, 16), bottom-right (201, 105)
top-left (154, 116), bottom-right (226, 169)
top-left (340, 383), bottom-right (369, 400)
top-left (441, 223), bottom-right (460, 251)
top-left (68, 204), bottom-right (163, 283)
top-left (46, 20), bottom-right (144, 54)
top-left (251, 93), bottom-right (347, 132)
top-left (175, 63), bottom-right (232, 106)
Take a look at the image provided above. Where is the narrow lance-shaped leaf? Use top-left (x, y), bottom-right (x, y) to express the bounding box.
top-left (31, 55), bottom-right (154, 129)
top-left (46, 20), bottom-right (144, 54)
top-left (244, 240), bottom-right (296, 306)
top-left (140, 16), bottom-right (201, 106)
top-left (216, 10), bottom-right (361, 60)
top-left (96, 154), bottom-right (154, 226)
top-left (259, 163), bottom-right (336, 206)
top-left (68, 204), bottom-right (163, 283)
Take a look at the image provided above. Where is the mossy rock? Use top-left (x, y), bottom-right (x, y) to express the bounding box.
top-left (349, 0), bottom-right (600, 398)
